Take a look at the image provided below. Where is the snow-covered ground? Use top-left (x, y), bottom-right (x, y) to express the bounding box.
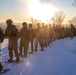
top-left (0, 37), bottom-right (76, 75)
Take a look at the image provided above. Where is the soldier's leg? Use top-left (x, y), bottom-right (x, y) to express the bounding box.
top-left (39, 39), bottom-right (43, 51)
top-left (8, 44), bottom-right (13, 62)
top-left (46, 37), bottom-right (49, 46)
top-left (50, 36), bottom-right (52, 43)
top-left (45, 38), bottom-right (47, 47)
top-left (13, 43), bottom-right (19, 61)
top-left (31, 40), bottom-right (33, 53)
top-left (35, 39), bottom-right (38, 51)
top-left (24, 46), bottom-right (27, 57)
top-left (19, 42), bottom-right (23, 55)
top-left (24, 42), bottom-right (29, 56)
top-left (42, 38), bottom-right (45, 47)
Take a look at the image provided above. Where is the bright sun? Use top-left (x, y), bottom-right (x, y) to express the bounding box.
top-left (28, 0), bottom-right (58, 22)
top-left (17, 0), bottom-right (58, 22)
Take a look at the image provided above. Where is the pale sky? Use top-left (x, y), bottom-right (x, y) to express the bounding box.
top-left (0, 0), bottom-right (76, 23)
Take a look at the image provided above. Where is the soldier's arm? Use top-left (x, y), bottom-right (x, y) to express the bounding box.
top-left (32, 29), bottom-right (35, 38)
top-left (19, 29), bottom-right (22, 38)
top-left (11, 26), bottom-right (19, 37)
top-left (5, 29), bottom-right (7, 36)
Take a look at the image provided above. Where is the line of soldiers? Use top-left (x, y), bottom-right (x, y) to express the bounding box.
top-left (0, 19), bottom-right (76, 65)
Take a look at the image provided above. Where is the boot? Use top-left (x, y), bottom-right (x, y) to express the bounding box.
top-left (16, 57), bottom-right (20, 62)
top-left (41, 48), bottom-right (44, 51)
top-left (18, 53), bottom-right (22, 56)
top-left (30, 51), bottom-right (33, 54)
top-left (34, 49), bottom-right (37, 51)
top-left (7, 59), bottom-right (13, 63)
top-left (23, 54), bottom-right (27, 57)
top-left (7, 56), bottom-right (13, 63)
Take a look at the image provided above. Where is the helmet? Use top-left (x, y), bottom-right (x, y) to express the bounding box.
top-left (42, 23), bottom-right (45, 26)
top-left (37, 23), bottom-right (40, 26)
top-left (29, 23), bottom-right (32, 27)
top-left (71, 24), bottom-right (73, 27)
top-left (22, 22), bottom-right (27, 26)
top-left (6, 19), bottom-right (13, 24)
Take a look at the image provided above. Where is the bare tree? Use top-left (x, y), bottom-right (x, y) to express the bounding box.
top-left (72, 0), bottom-right (76, 7)
top-left (30, 17), bottom-right (41, 24)
top-left (51, 11), bottom-right (65, 25)
top-left (30, 17), bottom-right (35, 24)
top-left (30, 17), bottom-right (41, 28)
top-left (69, 17), bottom-right (76, 25)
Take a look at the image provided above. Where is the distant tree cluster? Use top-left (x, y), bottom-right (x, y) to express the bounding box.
top-left (69, 17), bottom-right (76, 25)
top-left (30, 17), bottom-right (41, 28)
top-left (51, 11), bottom-right (65, 25)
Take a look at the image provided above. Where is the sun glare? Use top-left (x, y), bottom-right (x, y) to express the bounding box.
top-left (17, 0), bottom-right (58, 22)
top-left (28, 0), bottom-right (58, 22)
top-left (26, 62), bottom-right (30, 66)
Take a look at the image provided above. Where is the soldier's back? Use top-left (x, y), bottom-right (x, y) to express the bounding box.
top-left (20, 27), bottom-right (29, 41)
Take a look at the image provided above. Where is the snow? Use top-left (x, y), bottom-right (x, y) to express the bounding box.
top-left (0, 37), bottom-right (76, 75)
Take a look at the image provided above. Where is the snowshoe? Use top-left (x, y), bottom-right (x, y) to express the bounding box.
top-left (30, 52), bottom-right (33, 54)
top-left (0, 68), bottom-right (10, 74)
top-left (40, 48), bottom-right (44, 51)
top-left (12, 60), bottom-right (23, 63)
top-left (18, 54), bottom-right (26, 57)
top-left (5, 59), bottom-right (23, 63)
top-left (5, 59), bottom-right (13, 63)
